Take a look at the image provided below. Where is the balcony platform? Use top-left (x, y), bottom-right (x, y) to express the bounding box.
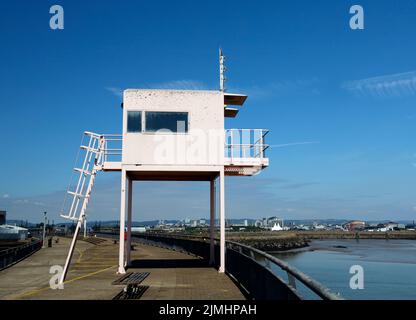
top-left (102, 161), bottom-right (122, 171)
top-left (101, 161), bottom-right (268, 177)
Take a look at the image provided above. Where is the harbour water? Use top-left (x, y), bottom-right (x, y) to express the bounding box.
top-left (271, 239), bottom-right (416, 300)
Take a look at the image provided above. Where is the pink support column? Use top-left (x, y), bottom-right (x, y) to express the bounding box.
top-left (126, 177), bottom-right (133, 266)
top-left (118, 169), bottom-right (127, 274)
top-left (219, 169), bottom-right (225, 273)
top-left (209, 178), bottom-right (216, 265)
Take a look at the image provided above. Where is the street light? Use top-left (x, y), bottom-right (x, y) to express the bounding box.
top-left (42, 211), bottom-right (47, 248)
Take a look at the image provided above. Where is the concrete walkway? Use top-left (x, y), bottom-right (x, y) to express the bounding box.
top-left (0, 237), bottom-right (244, 300)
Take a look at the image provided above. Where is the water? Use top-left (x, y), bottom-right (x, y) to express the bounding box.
top-left (270, 239), bottom-right (416, 300)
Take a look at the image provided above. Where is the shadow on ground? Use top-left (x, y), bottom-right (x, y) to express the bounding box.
top-left (128, 258), bottom-right (210, 268)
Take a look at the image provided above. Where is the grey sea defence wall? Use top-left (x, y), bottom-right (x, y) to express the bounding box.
top-left (230, 237), bottom-right (309, 252)
top-left (296, 230), bottom-right (416, 240)
top-left (226, 230), bottom-right (416, 252)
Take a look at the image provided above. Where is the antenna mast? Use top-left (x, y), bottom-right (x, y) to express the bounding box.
top-left (219, 48), bottom-right (226, 92)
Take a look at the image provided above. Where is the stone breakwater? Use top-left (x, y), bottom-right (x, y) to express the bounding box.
top-left (227, 233), bottom-right (309, 252)
top-left (237, 238), bottom-right (309, 252)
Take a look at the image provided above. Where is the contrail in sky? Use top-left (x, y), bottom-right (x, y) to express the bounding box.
top-left (269, 141), bottom-right (320, 148)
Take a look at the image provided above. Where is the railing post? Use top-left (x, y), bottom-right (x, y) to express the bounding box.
top-left (265, 258), bottom-right (271, 269)
top-left (288, 272), bottom-right (297, 289)
top-left (230, 130), bottom-right (233, 162)
top-left (260, 129), bottom-right (264, 159)
top-left (243, 129), bottom-right (249, 158)
top-left (105, 140), bottom-right (108, 162)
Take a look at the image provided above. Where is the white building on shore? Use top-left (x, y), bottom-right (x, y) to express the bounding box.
top-left (0, 225), bottom-right (28, 241)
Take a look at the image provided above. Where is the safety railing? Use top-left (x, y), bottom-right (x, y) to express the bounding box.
top-left (82, 130), bottom-right (271, 163)
top-left (0, 239), bottom-right (43, 271)
top-left (109, 232), bottom-right (343, 300)
top-left (225, 129), bottom-right (269, 160)
top-left (226, 240), bottom-right (343, 300)
top-left (81, 132), bottom-right (122, 164)
top-left (101, 134), bottom-right (122, 163)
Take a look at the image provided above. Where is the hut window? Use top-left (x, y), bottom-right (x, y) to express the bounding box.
top-left (145, 112), bottom-right (188, 133)
top-left (127, 111), bottom-right (142, 133)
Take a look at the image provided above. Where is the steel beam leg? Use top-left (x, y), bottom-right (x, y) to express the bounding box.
top-left (219, 169), bottom-right (225, 273)
top-left (118, 169), bottom-right (127, 274)
top-left (209, 178), bottom-right (216, 265)
top-left (126, 177), bottom-right (133, 266)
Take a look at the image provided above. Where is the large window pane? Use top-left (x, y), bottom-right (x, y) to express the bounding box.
top-left (127, 111), bottom-right (142, 133)
top-left (145, 112), bottom-right (188, 133)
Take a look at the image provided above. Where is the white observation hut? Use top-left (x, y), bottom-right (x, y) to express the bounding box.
top-left (59, 50), bottom-right (269, 284)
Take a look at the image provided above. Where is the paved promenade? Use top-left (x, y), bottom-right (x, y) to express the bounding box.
top-left (0, 237), bottom-right (244, 300)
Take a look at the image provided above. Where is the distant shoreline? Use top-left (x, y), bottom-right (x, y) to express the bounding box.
top-left (225, 230), bottom-right (416, 253)
top-left (226, 230), bottom-right (416, 240)
top-left (295, 230), bottom-right (416, 240)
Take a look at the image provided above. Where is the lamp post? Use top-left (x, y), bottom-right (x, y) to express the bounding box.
top-left (42, 211), bottom-right (47, 248)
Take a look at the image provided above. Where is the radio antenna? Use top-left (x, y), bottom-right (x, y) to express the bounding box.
top-left (219, 48), bottom-right (226, 92)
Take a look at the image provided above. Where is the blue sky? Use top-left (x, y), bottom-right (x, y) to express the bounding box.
top-left (1, 0), bottom-right (416, 223)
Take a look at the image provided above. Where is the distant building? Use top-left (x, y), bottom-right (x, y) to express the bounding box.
top-left (254, 217), bottom-right (284, 229)
top-left (0, 224), bottom-right (28, 240)
top-left (131, 226), bottom-right (146, 233)
top-left (376, 222), bottom-right (403, 232)
top-left (244, 219), bottom-right (248, 227)
top-left (55, 224), bottom-right (69, 235)
top-left (405, 221), bottom-right (416, 230)
top-left (385, 222), bottom-right (399, 230)
top-left (0, 211), bottom-right (5, 225)
top-left (271, 222), bottom-right (283, 231)
top-left (254, 220), bottom-right (263, 228)
top-left (343, 220), bottom-right (366, 231)
top-left (266, 217), bottom-right (284, 230)
top-left (376, 224), bottom-right (389, 232)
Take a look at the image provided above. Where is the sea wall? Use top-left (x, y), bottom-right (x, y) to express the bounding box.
top-left (295, 231), bottom-right (416, 240)
top-left (225, 230), bottom-right (416, 251)
top-left (227, 232), bottom-right (309, 252)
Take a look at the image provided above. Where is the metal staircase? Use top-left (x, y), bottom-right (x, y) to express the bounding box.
top-left (60, 132), bottom-right (105, 221)
top-left (59, 131), bottom-right (106, 284)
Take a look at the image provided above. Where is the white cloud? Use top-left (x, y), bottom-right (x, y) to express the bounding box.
top-left (14, 199), bottom-right (29, 204)
top-left (274, 208), bottom-right (296, 213)
top-left (343, 71), bottom-right (416, 98)
top-left (105, 87), bottom-right (123, 98)
top-left (2, 194), bottom-right (10, 198)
